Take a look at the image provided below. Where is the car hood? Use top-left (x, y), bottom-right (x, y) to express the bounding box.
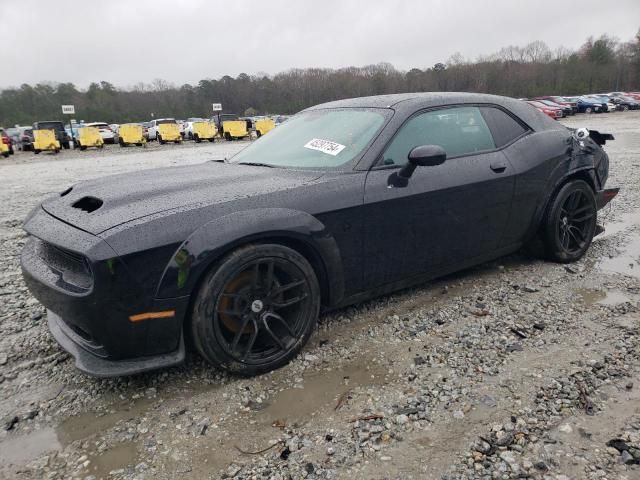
top-left (41, 162), bottom-right (323, 235)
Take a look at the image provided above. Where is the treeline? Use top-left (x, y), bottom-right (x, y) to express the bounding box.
top-left (1, 31), bottom-right (639, 126)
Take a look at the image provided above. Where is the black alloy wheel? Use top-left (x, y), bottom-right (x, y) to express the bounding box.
top-left (543, 180), bottom-right (596, 263)
top-left (191, 244), bottom-right (320, 375)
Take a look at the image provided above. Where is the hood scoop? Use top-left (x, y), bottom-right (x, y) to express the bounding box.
top-left (72, 196), bottom-right (103, 213)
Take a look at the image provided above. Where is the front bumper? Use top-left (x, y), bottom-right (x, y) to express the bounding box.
top-left (48, 310), bottom-right (185, 377)
top-left (21, 207), bottom-right (190, 376)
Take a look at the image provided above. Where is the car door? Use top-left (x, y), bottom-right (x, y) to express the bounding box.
top-left (361, 105), bottom-right (517, 290)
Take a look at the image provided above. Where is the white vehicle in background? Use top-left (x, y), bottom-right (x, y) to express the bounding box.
top-left (183, 118), bottom-right (206, 140)
top-left (85, 122), bottom-right (118, 144)
top-left (176, 120), bottom-right (186, 139)
top-left (147, 118), bottom-right (178, 141)
top-left (109, 124), bottom-right (120, 135)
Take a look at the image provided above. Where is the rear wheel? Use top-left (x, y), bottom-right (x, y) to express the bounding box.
top-left (191, 244), bottom-right (320, 376)
top-left (208, 138), bottom-right (215, 143)
top-left (158, 134), bottom-right (166, 145)
top-left (194, 134), bottom-right (201, 143)
top-left (542, 180), bottom-right (596, 263)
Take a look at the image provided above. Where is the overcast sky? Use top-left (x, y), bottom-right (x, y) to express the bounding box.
top-left (1, 0), bottom-right (639, 89)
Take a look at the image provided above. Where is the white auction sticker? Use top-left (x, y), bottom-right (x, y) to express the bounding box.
top-left (303, 138), bottom-right (346, 156)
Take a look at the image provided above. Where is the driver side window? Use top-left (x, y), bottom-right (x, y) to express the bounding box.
top-left (381, 106), bottom-right (495, 166)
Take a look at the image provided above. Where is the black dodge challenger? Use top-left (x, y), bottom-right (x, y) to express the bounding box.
top-left (21, 93), bottom-right (618, 377)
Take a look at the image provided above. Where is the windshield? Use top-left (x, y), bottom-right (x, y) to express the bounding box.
top-left (157, 119), bottom-right (176, 125)
top-left (229, 108), bottom-right (388, 168)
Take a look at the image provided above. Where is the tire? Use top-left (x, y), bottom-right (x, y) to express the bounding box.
top-left (585, 107), bottom-right (593, 114)
top-left (136, 143), bottom-right (142, 147)
top-left (9, 146), bottom-right (14, 155)
top-left (158, 134), bottom-right (165, 145)
top-left (191, 244), bottom-right (320, 376)
top-left (623, 105), bottom-right (629, 111)
top-left (80, 144), bottom-right (87, 151)
top-left (119, 139), bottom-right (126, 147)
top-left (256, 131), bottom-right (262, 138)
top-left (542, 180), bottom-right (597, 263)
top-left (34, 149), bottom-right (40, 155)
top-left (224, 132), bottom-right (232, 141)
top-left (2, 152), bottom-right (8, 158)
top-left (62, 142), bottom-right (70, 150)
top-left (208, 138), bottom-right (215, 143)
top-left (194, 134), bottom-right (201, 143)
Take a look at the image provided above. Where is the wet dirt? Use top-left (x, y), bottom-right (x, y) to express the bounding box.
top-left (254, 360), bottom-right (390, 426)
top-left (577, 288), bottom-right (636, 306)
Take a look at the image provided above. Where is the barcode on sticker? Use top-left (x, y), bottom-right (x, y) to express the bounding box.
top-left (303, 138), bottom-right (346, 156)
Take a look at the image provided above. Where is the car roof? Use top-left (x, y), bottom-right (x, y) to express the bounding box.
top-left (304, 92), bottom-right (561, 132)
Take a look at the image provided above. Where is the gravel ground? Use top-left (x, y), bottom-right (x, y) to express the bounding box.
top-left (0, 113), bottom-right (639, 480)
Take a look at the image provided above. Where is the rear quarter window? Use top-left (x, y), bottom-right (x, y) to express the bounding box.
top-left (480, 107), bottom-right (529, 148)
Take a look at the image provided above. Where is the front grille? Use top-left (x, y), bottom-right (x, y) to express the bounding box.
top-left (34, 238), bottom-right (93, 292)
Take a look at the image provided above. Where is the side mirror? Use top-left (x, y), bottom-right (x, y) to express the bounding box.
top-left (387, 145), bottom-right (447, 188)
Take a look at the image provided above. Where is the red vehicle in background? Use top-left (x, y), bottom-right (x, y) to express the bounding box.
top-left (526, 100), bottom-right (563, 119)
top-left (0, 128), bottom-right (14, 156)
top-left (534, 96), bottom-right (577, 115)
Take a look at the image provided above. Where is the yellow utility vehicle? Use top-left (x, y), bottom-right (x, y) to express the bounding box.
top-left (119, 123), bottom-right (146, 147)
top-left (255, 118), bottom-right (275, 137)
top-left (192, 121), bottom-right (217, 142)
top-left (33, 129), bottom-right (61, 154)
top-left (76, 126), bottom-right (104, 150)
top-left (216, 114), bottom-right (249, 141)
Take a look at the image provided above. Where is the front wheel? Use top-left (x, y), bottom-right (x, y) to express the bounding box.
top-left (191, 244), bottom-right (320, 376)
top-left (542, 180), bottom-right (597, 263)
top-left (585, 107), bottom-right (593, 114)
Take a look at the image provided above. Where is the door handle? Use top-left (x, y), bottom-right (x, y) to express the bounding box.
top-left (490, 161), bottom-right (507, 173)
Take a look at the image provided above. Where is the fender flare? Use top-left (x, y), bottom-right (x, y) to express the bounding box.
top-left (155, 208), bottom-right (345, 305)
top-left (524, 165), bottom-right (597, 241)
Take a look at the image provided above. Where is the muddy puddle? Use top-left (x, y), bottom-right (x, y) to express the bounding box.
top-left (577, 288), bottom-right (637, 306)
top-left (0, 394), bottom-right (155, 470)
top-left (253, 361), bottom-right (390, 426)
top-left (598, 234), bottom-right (640, 279)
top-left (595, 208), bottom-right (640, 279)
top-left (84, 441), bottom-right (138, 479)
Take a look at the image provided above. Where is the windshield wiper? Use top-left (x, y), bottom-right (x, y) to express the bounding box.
top-left (237, 162), bottom-right (275, 168)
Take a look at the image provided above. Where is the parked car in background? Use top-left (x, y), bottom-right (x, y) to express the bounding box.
top-left (536, 99), bottom-right (571, 117)
top-left (591, 95), bottom-right (617, 112)
top-left (534, 96), bottom-right (577, 114)
top-left (147, 118), bottom-right (179, 141)
top-left (571, 96), bottom-right (603, 113)
top-left (32, 121), bottom-right (71, 149)
top-left (20, 128), bottom-right (34, 151)
top-left (608, 95), bottom-right (640, 110)
top-left (525, 100), bottom-right (562, 119)
top-left (608, 91), bottom-right (640, 101)
top-left (84, 122), bottom-right (118, 144)
top-left (0, 128), bottom-right (15, 155)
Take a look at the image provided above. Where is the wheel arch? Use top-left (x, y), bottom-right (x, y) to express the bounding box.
top-left (525, 167), bottom-right (597, 242)
top-left (155, 208), bottom-right (345, 308)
